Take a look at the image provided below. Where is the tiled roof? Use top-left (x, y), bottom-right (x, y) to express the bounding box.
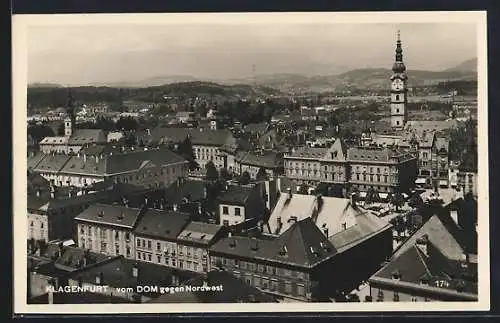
top-left (217, 185), bottom-right (256, 205)
top-left (176, 221), bottom-right (223, 245)
top-left (391, 214), bottom-right (467, 261)
top-left (211, 218), bottom-right (337, 268)
top-left (68, 129), bottom-right (107, 145)
top-left (39, 136), bottom-right (68, 145)
top-left (399, 128), bottom-right (435, 148)
top-left (74, 203), bottom-right (143, 229)
top-left (28, 153), bottom-right (47, 170)
top-left (370, 241), bottom-right (478, 299)
top-left (133, 209), bottom-right (190, 240)
top-left (189, 129), bottom-right (233, 147)
top-left (165, 179), bottom-right (208, 205)
top-left (59, 148), bottom-right (186, 176)
top-left (236, 151), bottom-right (283, 168)
top-left (287, 147), bottom-right (328, 159)
top-left (404, 120), bottom-right (459, 133)
top-left (321, 138), bottom-right (347, 161)
top-left (32, 154), bottom-right (71, 173)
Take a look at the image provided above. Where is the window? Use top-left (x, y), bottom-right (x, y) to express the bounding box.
top-left (285, 282), bottom-right (292, 294)
top-left (40, 222), bottom-right (44, 229)
top-left (100, 242), bottom-right (107, 252)
top-left (393, 292), bottom-right (400, 302)
top-left (235, 208), bottom-right (241, 216)
top-left (157, 242), bottom-right (161, 252)
top-left (396, 109), bottom-right (400, 113)
top-left (30, 221), bottom-right (33, 227)
top-left (126, 247), bottom-right (131, 257)
top-left (297, 284), bottom-right (305, 296)
top-left (147, 254), bottom-right (152, 261)
top-left (137, 239), bottom-right (141, 247)
top-left (157, 255), bottom-right (161, 263)
top-left (179, 261), bottom-right (184, 269)
top-left (115, 245), bottom-right (120, 255)
top-left (80, 225), bottom-right (84, 234)
top-left (342, 222), bottom-right (347, 230)
top-left (223, 220), bottom-right (229, 226)
top-left (222, 206), bottom-right (229, 215)
top-left (125, 232), bottom-right (130, 241)
top-left (258, 264), bottom-right (264, 273)
top-left (396, 121), bottom-right (400, 126)
top-left (411, 297), bottom-right (418, 302)
top-left (396, 94), bottom-right (400, 100)
top-left (137, 252), bottom-right (141, 259)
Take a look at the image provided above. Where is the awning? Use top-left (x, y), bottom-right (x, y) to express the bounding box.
top-left (379, 193), bottom-right (389, 199)
top-left (402, 193), bottom-right (409, 199)
top-left (415, 178), bottom-right (427, 184)
top-left (62, 239), bottom-right (75, 247)
top-left (439, 180), bottom-right (448, 186)
top-left (359, 192), bottom-right (367, 198)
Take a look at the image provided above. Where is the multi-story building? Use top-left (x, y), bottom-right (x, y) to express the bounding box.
top-left (133, 209), bottom-right (190, 270)
top-left (74, 203), bottom-right (145, 259)
top-left (234, 151), bottom-right (284, 179)
top-left (319, 138), bottom-right (348, 186)
top-left (217, 184), bottom-right (267, 228)
top-left (176, 221), bottom-right (225, 273)
top-left (368, 213), bottom-right (477, 302)
top-left (29, 148), bottom-right (189, 189)
top-left (27, 172), bottom-right (126, 243)
top-left (346, 146), bottom-right (418, 194)
top-left (284, 147), bottom-right (328, 185)
top-left (210, 216), bottom-right (392, 302)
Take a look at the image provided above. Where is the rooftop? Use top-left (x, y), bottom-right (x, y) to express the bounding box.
top-left (176, 221), bottom-right (224, 245)
top-left (211, 217), bottom-right (337, 268)
top-left (133, 209), bottom-right (191, 240)
top-left (74, 203), bottom-right (143, 229)
top-left (217, 185), bottom-right (256, 205)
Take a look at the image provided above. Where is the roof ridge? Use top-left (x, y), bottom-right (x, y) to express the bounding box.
top-left (413, 244), bottom-right (432, 277)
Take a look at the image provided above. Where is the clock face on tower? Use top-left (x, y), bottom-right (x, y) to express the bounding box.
top-left (392, 79), bottom-right (404, 91)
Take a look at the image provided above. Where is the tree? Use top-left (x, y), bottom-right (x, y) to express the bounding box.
top-left (219, 168), bottom-right (232, 181)
top-left (205, 161), bottom-right (218, 182)
top-left (124, 132), bottom-right (137, 147)
top-left (177, 137), bottom-right (198, 171)
top-left (365, 187), bottom-right (376, 205)
top-left (256, 167), bottom-right (268, 182)
top-left (390, 192), bottom-right (405, 212)
top-left (239, 171), bottom-right (251, 185)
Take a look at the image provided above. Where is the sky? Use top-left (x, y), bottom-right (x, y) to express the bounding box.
top-left (26, 21), bottom-right (478, 86)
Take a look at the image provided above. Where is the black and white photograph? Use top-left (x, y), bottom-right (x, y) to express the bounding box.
top-left (13, 11), bottom-right (489, 314)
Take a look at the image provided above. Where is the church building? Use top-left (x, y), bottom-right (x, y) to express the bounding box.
top-left (390, 30), bottom-right (409, 130)
top-left (39, 90), bottom-right (107, 155)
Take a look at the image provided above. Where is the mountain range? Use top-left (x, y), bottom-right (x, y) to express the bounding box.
top-left (28, 58), bottom-right (477, 93)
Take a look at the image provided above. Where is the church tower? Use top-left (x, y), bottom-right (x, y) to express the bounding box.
top-left (390, 30), bottom-right (408, 130)
top-left (64, 89), bottom-right (76, 138)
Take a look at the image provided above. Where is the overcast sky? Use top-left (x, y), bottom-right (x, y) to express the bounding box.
top-left (27, 22), bottom-right (477, 85)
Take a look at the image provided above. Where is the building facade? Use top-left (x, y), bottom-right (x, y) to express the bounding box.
top-left (74, 204), bottom-right (144, 259)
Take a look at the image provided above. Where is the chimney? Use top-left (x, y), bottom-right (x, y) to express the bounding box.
top-left (132, 264), bottom-right (139, 278)
top-left (286, 187), bottom-right (292, 199)
top-left (322, 223), bottom-right (329, 237)
top-left (58, 242), bottom-right (64, 258)
top-left (416, 234), bottom-right (429, 257)
top-left (203, 187), bottom-right (208, 199)
top-left (144, 196), bottom-right (149, 206)
top-left (83, 154), bottom-right (87, 164)
top-left (391, 270), bottom-right (401, 281)
top-left (83, 249), bottom-right (89, 267)
top-left (450, 210), bottom-right (459, 226)
top-left (350, 192), bottom-right (357, 207)
top-left (36, 190), bottom-right (41, 197)
top-left (173, 204), bottom-right (178, 212)
top-left (228, 231), bottom-right (232, 238)
top-left (229, 238), bottom-right (236, 248)
top-left (198, 204), bottom-right (202, 215)
top-left (460, 253), bottom-right (469, 269)
top-left (50, 190), bottom-right (55, 199)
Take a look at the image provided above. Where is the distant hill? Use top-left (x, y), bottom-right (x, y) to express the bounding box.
top-left (27, 81), bottom-right (281, 110)
top-left (28, 83), bottom-right (63, 88)
top-left (220, 62), bottom-right (477, 93)
top-left (442, 58), bottom-right (477, 73)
